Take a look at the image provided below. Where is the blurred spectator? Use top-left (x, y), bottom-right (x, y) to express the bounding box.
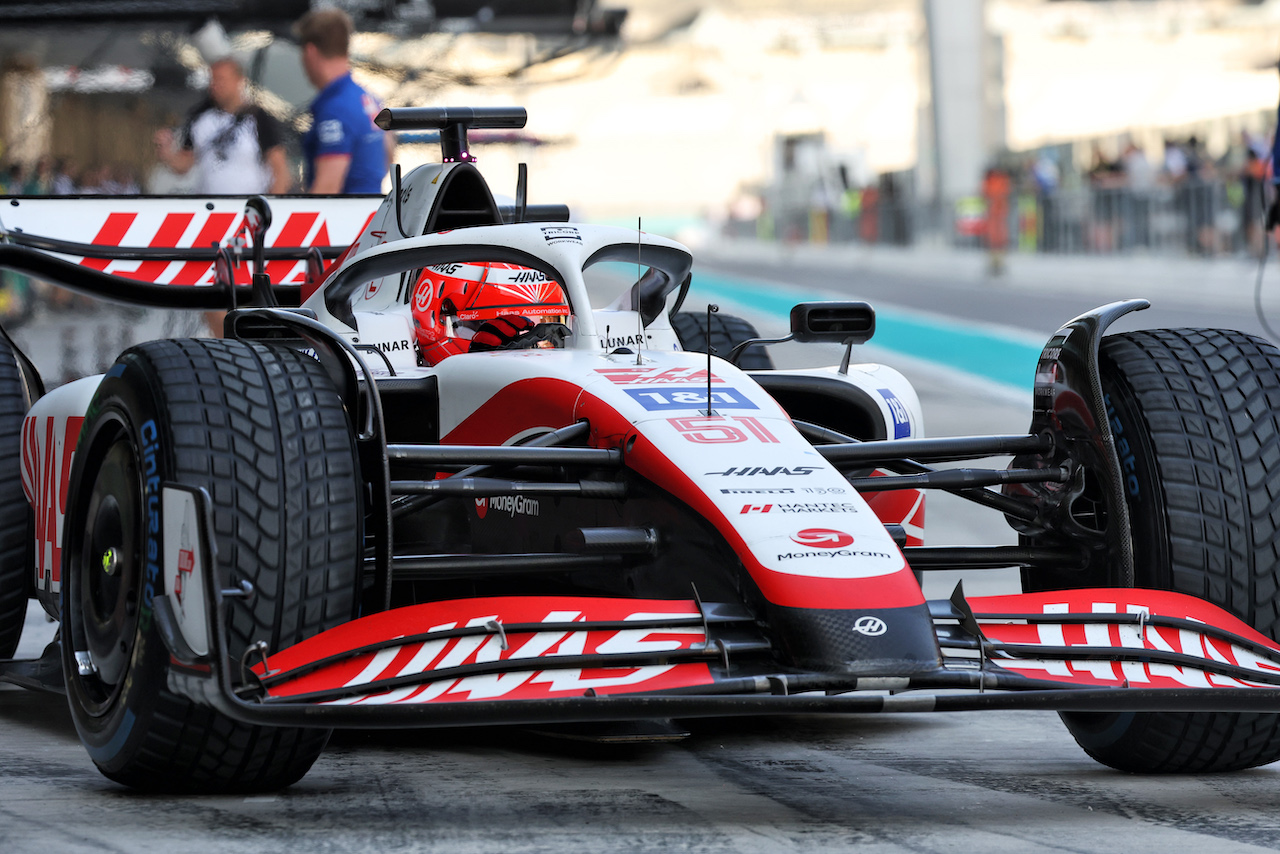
top-left (1163, 138), bottom-right (1188, 183)
top-left (105, 163), bottom-right (139, 195)
top-left (1122, 142), bottom-right (1154, 248)
top-left (1032, 152), bottom-right (1060, 251)
top-left (729, 126), bottom-right (1273, 258)
top-left (1181, 136), bottom-right (1219, 255)
top-left (1188, 136), bottom-right (1214, 180)
top-left (1244, 129), bottom-right (1269, 162)
top-left (982, 165), bottom-right (1012, 275)
top-left (1088, 145), bottom-right (1125, 187)
top-left (1032, 152), bottom-right (1060, 194)
top-left (153, 56), bottom-right (290, 195)
top-left (1122, 143), bottom-right (1155, 190)
top-left (879, 173), bottom-right (910, 246)
top-left (858, 183), bottom-right (879, 244)
top-left (1243, 143), bottom-right (1267, 257)
top-left (99, 168), bottom-right (122, 196)
top-left (1087, 145), bottom-right (1125, 252)
top-left (295, 8), bottom-right (390, 193)
top-left (51, 158), bottom-right (76, 194)
top-left (23, 157), bottom-right (51, 194)
top-left (147, 115), bottom-right (200, 194)
top-left (1, 163), bottom-right (23, 194)
top-left (78, 164), bottom-right (110, 194)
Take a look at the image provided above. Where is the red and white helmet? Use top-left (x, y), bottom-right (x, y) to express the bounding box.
top-left (410, 261), bottom-right (570, 365)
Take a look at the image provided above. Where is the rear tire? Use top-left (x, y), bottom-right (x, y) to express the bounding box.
top-left (61, 339), bottom-right (362, 792)
top-left (0, 334), bottom-right (32, 658)
top-left (1058, 328), bottom-right (1280, 772)
top-left (671, 311), bottom-right (774, 370)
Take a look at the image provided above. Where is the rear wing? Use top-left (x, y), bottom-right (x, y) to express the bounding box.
top-left (0, 195), bottom-right (383, 289)
top-left (0, 194), bottom-right (572, 298)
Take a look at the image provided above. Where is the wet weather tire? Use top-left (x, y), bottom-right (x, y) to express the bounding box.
top-left (61, 339), bottom-right (362, 792)
top-left (0, 335), bottom-right (32, 658)
top-left (671, 311), bottom-right (774, 371)
top-left (1060, 328), bottom-right (1280, 772)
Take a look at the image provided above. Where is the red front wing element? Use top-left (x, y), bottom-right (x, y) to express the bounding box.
top-left (256, 597), bottom-right (717, 705)
top-left (961, 589), bottom-right (1280, 689)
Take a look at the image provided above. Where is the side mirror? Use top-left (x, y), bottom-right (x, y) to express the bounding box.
top-left (790, 301), bottom-right (875, 345)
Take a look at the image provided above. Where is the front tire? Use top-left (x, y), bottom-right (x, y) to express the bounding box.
top-left (62, 339), bottom-right (362, 792)
top-left (1058, 328), bottom-right (1280, 772)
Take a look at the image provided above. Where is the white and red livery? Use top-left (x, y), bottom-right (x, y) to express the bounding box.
top-left (2, 106), bottom-right (1280, 792)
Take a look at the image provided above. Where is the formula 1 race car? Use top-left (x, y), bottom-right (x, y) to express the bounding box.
top-left (4, 106), bottom-right (1280, 793)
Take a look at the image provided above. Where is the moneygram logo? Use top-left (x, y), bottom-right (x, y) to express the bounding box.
top-left (790, 528), bottom-right (854, 549)
top-left (475, 496), bottom-right (540, 520)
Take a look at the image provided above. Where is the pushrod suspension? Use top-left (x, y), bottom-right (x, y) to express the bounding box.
top-left (818, 433), bottom-right (1052, 464)
top-left (390, 552), bottom-right (624, 578)
top-left (387, 444), bottom-right (622, 467)
top-left (845, 466), bottom-right (1070, 493)
top-left (389, 477), bottom-right (627, 498)
top-left (792, 421), bottom-right (1044, 522)
top-left (391, 421), bottom-right (594, 517)
top-left (905, 545), bottom-right (1085, 569)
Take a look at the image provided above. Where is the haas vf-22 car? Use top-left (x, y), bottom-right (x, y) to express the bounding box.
top-left (2, 106), bottom-right (1280, 792)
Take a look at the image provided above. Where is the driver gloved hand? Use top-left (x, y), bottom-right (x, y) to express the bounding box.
top-left (469, 315), bottom-right (535, 352)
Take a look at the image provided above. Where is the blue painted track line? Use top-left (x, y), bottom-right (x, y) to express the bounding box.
top-left (691, 270), bottom-right (1044, 394)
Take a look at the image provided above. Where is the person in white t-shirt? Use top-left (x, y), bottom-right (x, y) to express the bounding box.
top-left (154, 57), bottom-right (291, 195)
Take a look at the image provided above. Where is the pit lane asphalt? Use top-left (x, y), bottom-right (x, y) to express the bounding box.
top-left (5, 260), bottom-right (1280, 853)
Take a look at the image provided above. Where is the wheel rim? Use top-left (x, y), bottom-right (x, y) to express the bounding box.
top-left (70, 424), bottom-right (143, 714)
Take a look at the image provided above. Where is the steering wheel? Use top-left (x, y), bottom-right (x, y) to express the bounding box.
top-left (501, 322), bottom-right (571, 350)
top-left (470, 319), bottom-right (572, 353)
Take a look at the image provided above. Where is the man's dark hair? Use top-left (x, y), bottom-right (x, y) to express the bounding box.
top-left (294, 8), bottom-right (352, 59)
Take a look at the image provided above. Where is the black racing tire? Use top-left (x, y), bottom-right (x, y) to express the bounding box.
top-left (0, 335), bottom-right (32, 658)
top-left (671, 311), bottom-right (775, 371)
top-left (61, 339), bottom-right (362, 792)
top-left (1059, 328), bottom-right (1280, 772)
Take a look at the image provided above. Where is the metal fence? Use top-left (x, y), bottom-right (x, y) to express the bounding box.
top-left (728, 177), bottom-right (1271, 258)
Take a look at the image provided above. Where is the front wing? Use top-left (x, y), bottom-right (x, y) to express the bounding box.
top-left (144, 486), bottom-right (1280, 728)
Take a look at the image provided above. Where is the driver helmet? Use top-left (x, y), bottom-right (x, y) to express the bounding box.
top-left (411, 261), bottom-right (570, 365)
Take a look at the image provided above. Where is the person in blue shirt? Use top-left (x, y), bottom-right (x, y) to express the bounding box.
top-left (295, 8), bottom-right (392, 194)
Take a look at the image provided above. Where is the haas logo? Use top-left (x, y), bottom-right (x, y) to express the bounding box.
top-left (852, 616), bottom-right (887, 636)
top-left (790, 528), bottom-right (854, 549)
top-left (413, 279), bottom-right (434, 312)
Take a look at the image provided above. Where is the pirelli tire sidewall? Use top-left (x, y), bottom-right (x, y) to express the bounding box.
top-left (0, 333), bottom-right (33, 659)
top-left (61, 353), bottom-right (175, 772)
